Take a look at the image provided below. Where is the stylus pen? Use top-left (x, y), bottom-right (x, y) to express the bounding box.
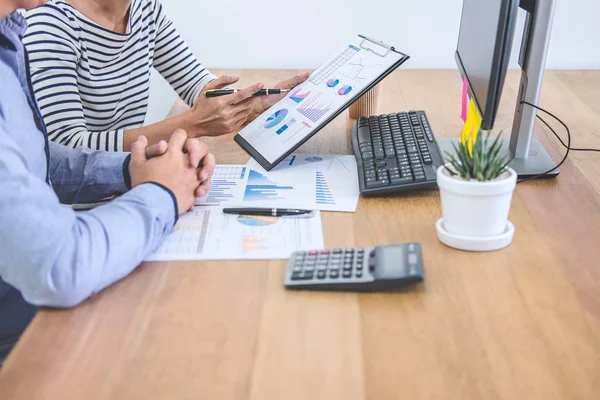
top-left (223, 207), bottom-right (312, 217)
top-left (204, 88), bottom-right (291, 98)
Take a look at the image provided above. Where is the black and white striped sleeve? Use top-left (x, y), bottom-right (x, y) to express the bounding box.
top-left (24, 8), bottom-right (124, 151)
top-left (152, 1), bottom-right (216, 107)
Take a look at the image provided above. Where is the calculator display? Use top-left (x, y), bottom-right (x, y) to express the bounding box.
top-left (372, 245), bottom-right (409, 279)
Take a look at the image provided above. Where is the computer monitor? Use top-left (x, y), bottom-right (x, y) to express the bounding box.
top-left (438, 0), bottom-right (560, 178)
top-left (455, 0), bottom-right (518, 130)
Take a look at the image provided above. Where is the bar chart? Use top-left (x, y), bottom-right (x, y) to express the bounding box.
top-left (297, 92), bottom-right (332, 123)
top-left (243, 169), bottom-right (294, 202)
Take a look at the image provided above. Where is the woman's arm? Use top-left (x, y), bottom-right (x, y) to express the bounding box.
top-left (23, 5), bottom-right (210, 151)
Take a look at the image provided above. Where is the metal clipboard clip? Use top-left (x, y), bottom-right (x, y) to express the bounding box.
top-left (358, 35), bottom-right (395, 57)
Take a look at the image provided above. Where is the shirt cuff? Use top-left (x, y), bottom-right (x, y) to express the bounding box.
top-left (122, 182), bottom-right (179, 229)
top-left (144, 182), bottom-right (179, 223)
top-left (122, 153), bottom-right (132, 189)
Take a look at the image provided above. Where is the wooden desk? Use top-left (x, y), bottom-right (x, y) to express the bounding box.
top-left (1, 70), bottom-right (599, 400)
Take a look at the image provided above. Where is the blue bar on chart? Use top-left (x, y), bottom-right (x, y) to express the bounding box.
top-left (276, 118), bottom-right (296, 135)
top-left (315, 171), bottom-right (335, 205)
top-left (243, 169), bottom-right (294, 202)
top-left (200, 166), bottom-right (246, 205)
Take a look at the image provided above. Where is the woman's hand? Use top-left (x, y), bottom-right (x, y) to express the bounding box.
top-left (249, 72), bottom-right (310, 121)
top-left (187, 76), bottom-right (263, 137)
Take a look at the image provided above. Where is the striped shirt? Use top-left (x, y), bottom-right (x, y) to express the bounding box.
top-left (23, 0), bottom-right (215, 151)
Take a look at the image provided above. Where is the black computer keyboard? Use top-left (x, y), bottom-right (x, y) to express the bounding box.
top-left (351, 110), bottom-right (444, 196)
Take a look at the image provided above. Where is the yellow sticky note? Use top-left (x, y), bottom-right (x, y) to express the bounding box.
top-left (460, 98), bottom-right (482, 155)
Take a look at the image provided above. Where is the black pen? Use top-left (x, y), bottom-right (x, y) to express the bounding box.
top-left (204, 88), bottom-right (291, 98)
top-left (223, 207), bottom-right (312, 217)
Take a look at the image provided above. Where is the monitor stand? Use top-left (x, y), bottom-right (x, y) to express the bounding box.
top-left (440, 0), bottom-right (560, 180)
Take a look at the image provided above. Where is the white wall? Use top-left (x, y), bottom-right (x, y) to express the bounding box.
top-left (146, 0), bottom-right (600, 122)
top-left (162, 0), bottom-right (599, 70)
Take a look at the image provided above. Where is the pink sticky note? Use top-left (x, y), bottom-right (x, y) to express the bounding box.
top-left (460, 77), bottom-right (468, 122)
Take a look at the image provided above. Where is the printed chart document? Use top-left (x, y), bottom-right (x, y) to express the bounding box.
top-left (145, 207), bottom-right (324, 261)
top-left (235, 35), bottom-right (409, 170)
top-left (194, 164), bottom-right (248, 207)
top-left (195, 155), bottom-right (360, 212)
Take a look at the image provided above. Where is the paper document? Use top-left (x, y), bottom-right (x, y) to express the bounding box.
top-left (145, 207), bottom-right (324, 261)
top-left (195, 155), bottom-right (360, 212)
top-left (238, 38), bottom-right (405, 164)
top-left (195, 164), bottom-right (248, 207)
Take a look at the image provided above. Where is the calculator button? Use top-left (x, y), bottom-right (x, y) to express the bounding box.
top-left (356, 271), bottom-right (363, 278)
top-left (304, 271), bottom-right (314, 279)
top-left (292, 266), bottom-right (302, 272)
top-left (305, 266), bottom-right (315, 272)
top-left (317, 271), bottom-right (327, 279)
top-left (319, 249), bottom-right (330, 255)
top-left (291, 272), bottom-right (303, 280)
top-left (329, 270), bottom-right (340, 279)
top-left (308, 250), bottom-right (318, 255)
top-left (342, 271), bottom-right (352, 278)
top-left (333, 249), bottom-right (343, 254)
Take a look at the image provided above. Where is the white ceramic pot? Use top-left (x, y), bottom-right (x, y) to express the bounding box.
top-left (437, 165), bottom-right (517, 238)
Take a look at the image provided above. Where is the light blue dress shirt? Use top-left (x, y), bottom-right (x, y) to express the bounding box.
top-left (0, 12), bottom-right (177, 361)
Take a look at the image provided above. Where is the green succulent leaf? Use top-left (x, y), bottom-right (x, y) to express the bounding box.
top-left (446, 128), bottom-right (510, 181)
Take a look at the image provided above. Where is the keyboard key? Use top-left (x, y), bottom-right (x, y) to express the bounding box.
top-left (362, 151), bottom-right (374, 161)
top-left (391, 176), bottom-right (413, 184)
top-left (374, 147), bottom-right (385, 159)
top-left (366, 179), bottom-right (389, 188)
top-left (358, 126), bottom-right (372, 145)
top-left (414, 173), bottom-right (426, 182)
top-left (406, 145), bottom-right (418, 153)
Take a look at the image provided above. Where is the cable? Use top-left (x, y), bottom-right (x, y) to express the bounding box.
top-left (517, 101), bottom-right (571, 183)
top-left (536, 114), bottom-right (600, 153)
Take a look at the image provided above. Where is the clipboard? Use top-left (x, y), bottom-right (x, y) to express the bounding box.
top-left (234, 35), bottom-right (410, 171)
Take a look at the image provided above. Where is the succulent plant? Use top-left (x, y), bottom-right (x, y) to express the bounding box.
top-left (445, 128), bottom-right (512, 181)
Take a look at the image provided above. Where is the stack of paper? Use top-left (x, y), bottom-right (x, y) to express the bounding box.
top-left (195, 153), bottom-right (360, 212)
top-left (147, 154), bottom-right (359, 261)
top-left (146, 207), bottom-right (323, 261)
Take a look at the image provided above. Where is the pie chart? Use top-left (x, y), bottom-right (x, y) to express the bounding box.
top-left (237, 215), bottom-right (278, 227)
top-left (265, 109), bottom-right (288, 129)
top-left (326, 78), bottom-right (339, 88)
top-left (305, 156), bottom-right (323, 162)
top-left (338, 85), bottom-right (352, 95)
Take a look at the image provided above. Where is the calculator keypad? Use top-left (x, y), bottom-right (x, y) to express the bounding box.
top-left (291, 248), bottom-right (367, 281)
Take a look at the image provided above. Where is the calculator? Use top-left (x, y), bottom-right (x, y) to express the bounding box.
top-left (284, 243), bottom-right (424, 291)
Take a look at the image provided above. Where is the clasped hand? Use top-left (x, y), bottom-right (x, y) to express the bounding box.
top-left (129, 130), bottom-right (216, 214)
